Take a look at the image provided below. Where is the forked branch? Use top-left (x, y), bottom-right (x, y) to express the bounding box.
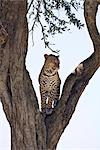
top-left (46, 1), bottom-right (100, 149)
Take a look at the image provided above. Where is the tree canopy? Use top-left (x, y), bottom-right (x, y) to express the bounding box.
top-left (28, 0), bottom-right (84, 52)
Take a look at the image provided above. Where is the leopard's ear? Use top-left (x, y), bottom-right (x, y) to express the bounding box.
top-left (44, 54), bottom-right (49, 59)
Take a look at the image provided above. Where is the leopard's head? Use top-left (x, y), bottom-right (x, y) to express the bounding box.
top-left (43, 54), bottom-right (60, 76)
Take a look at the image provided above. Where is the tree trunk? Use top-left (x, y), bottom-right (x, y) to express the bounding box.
top-left (0, 0), bottom-right (100, 150)
top-left (0, 1), bottom-right (46, 149)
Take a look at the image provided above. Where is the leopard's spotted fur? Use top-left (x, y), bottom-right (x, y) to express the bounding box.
top-left (38, 54), bottom-right (61, 114)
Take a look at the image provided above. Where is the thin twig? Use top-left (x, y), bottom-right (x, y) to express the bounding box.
top-left (27, 0), bottom-right (34, 12)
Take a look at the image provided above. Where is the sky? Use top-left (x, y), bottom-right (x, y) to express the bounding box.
top-left (0, 4), bottom-right (100, 150)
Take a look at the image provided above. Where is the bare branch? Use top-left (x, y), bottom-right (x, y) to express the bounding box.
top-left (45, 1), bottom-right (100, 148)
top-left (39, 19), bottom-right (60, 53)
top-left (84, 0), bottom-right (100, 57)
top-left (46, 52), bottom-right (99, 149)
top-left (27, 0), bottom-right (34, 12)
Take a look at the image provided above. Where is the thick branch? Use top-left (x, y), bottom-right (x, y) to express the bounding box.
top-left (46, 53), bottom-right (99, 149)
top-left (84, 0), bottom-right (100, 62)
top-left (46, 1), bottom-right (100, 149)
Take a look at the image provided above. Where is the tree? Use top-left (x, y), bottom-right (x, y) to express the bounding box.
top-left (0, 0), bottom-right (100, 150)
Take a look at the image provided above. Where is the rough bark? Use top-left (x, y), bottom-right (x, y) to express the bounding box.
top-left (0, 1), bottom-right (46, 150)
top-left (0, 0), bottom-right (100, 150)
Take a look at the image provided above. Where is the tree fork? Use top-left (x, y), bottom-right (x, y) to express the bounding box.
top-left (0, 0), bottom-right (100, 150)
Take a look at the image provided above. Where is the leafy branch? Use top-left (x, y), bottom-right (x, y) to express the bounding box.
top-left (28, 0), bottom-right (84, 53)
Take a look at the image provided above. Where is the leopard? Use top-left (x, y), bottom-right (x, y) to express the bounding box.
top-left (38, 54), bottom-right (61, 115)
